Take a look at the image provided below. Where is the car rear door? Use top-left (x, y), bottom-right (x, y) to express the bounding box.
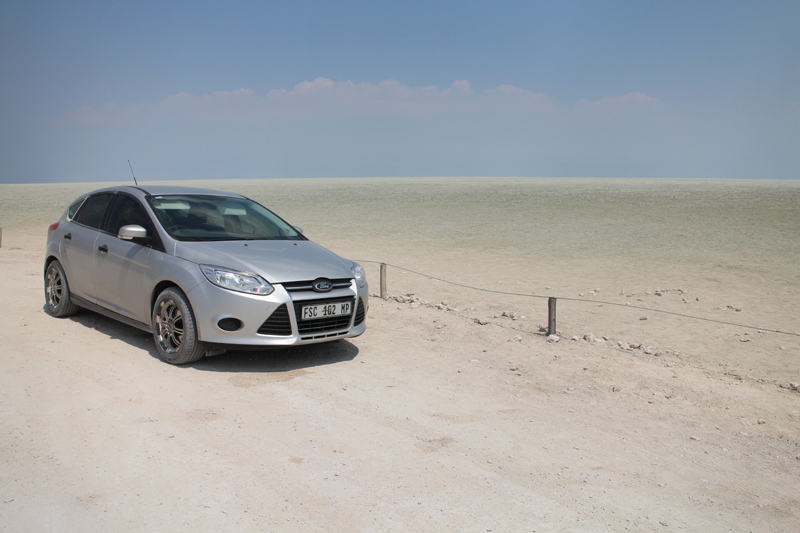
top-left (60, 192), bottom-right (115, 302)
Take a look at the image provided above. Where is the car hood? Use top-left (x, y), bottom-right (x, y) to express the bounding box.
top-left (173, 240), bottom-right (354, 283)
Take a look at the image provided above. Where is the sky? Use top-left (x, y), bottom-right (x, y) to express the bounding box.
top-left (0, 0), bottom-right (797, 183)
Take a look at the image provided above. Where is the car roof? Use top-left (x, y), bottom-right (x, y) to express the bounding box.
top-left (78, 184), bottom-right (246, 199)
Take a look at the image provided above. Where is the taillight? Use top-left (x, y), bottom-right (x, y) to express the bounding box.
top-left (48, 222), bottom-right (59, 233)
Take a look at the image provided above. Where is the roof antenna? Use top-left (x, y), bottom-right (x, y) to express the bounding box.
top-left (127, 159), bottom-right (138, 186)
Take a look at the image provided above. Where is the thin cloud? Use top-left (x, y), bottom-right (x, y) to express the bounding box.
top-left (575, 92), bottom-right (663, 112)
top-left (60, 78), bottom-right (558, 125)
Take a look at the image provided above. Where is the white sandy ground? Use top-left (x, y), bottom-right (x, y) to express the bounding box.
top-left (1, 179), bottom-right (799, 532)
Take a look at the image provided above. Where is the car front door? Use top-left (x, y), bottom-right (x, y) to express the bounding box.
top-left (93, 194), bottom-right (156, 324)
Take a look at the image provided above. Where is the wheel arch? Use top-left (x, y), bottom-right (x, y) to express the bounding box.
top-left (150, 280), bottom-right (181, 316)
top-left (43, 254), bottom-right (58, 275)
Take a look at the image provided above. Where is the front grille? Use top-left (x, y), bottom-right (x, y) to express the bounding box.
top-left (282, 278), bottom-right (353, 292)
top-left (294, 297), bottom-right (355, 337)
top-left (257, 304), bottom-right (292, 335)
top-left (354, 298), bottom-right (366, 326)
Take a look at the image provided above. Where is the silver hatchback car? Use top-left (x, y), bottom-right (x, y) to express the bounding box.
top-left (44, 185), bottom-right (368, 364)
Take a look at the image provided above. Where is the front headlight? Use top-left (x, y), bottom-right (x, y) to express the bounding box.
top-left (351, 262), bottom-right (367, 288)
top-left (200, 265), bottom-right (274, 295)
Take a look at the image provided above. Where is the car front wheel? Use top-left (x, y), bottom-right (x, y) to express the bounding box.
top-left (152, 287), bottom-right (206, 365)
top-left (44, 260), bottom-right (80, 317)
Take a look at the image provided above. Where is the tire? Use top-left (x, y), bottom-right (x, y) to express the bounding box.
top-left (44, 260), bottom-right (80, 317)
top-left (151, 287), bottom-right (206, 365)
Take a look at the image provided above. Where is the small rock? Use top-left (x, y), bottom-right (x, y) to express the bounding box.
top-left (757, 419), bottom-right (766, 425)
top-left (690, 436), bottom-right (700, 441)
top-left (640, 316), bottom-right (648, 321)
top-left (474, 318), bottom-right (489, 325)
top-left (740, 337), bottom-right (750, 342)
top-left (538, 324), bottom-right (548, 332)
top-left (618, 341), bottom-right (630, 350)
top-left (571, 336), bottom-right (580, 341)
top-left (643, 346), bottom-right (654, 355)
top-left (547, 335), bottom-right (560, 343)
top-left (696, 297), bottom-right (701, 301)
top-left (789, 382), bottom-right (799, 391)
top-left (584, 333), bottom-right (594, 342)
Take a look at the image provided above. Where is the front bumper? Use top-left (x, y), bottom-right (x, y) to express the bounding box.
top-left (186, 278), bottom-right (368, 346)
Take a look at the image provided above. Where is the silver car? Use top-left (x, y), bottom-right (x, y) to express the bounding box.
top-left (43, 185), bottom-right (368, 364)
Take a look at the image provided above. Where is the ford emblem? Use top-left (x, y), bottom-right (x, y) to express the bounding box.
top-left (313, 279), bottom-right (333, 292)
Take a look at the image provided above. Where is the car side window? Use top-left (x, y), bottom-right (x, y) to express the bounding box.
top-left (107, 194), bottom-right (154, 237)
top-left (67, 198), bottom-right (87, 219)
top-left (73, 193), bottom-right (114, 229)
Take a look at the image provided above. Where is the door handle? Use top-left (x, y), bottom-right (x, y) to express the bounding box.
top-left (97, 244), bottom-right (108, 253)
top-left (64, 233), bottom-right (72, 240)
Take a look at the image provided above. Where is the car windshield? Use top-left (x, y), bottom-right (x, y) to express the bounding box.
top-left (148, 194), bottom-right (303, 242)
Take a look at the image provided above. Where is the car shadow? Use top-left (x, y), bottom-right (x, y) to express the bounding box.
top-left (63, 308), bottom-right (359, 372)
top-left (190, 342), bottom-right (359, 373)
top-left (67, 309), bottom-right (156, 352)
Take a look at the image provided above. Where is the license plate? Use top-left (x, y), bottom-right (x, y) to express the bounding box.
top-left (301, 301), bottom-right (352, 320)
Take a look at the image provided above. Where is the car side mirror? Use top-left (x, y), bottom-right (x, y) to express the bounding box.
top-left (292, 225), bottom-right (304, 234)
top-left (118, 224), bottom-right (150, 244)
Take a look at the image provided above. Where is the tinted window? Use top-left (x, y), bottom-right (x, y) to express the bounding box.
top-left (107, 194), bottom-right (154, 236)
top-left (67, 198), bottom-right (87, 219)
top-left (73, 193), bottom-right (114, 229)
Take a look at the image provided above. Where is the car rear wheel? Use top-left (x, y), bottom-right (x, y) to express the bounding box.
top-left (152, 287), bottom-right (206, 365)
top-left (44, 260), bottom-right (80, 317)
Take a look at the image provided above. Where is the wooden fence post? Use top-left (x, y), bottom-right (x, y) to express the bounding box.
top-left (547, 297), bottom-right (557, 336)
top-left (380, 263), bottom-right (387, 299)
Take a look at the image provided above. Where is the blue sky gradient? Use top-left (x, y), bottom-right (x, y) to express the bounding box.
top-left (1, 0), bottom-right (797, 183)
